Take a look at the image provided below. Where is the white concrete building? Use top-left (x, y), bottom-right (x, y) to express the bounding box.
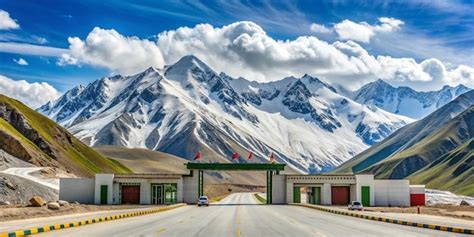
top-left (273, 173), bottom-right (415, 207)
top-left (59, 163), bottom-right (424, 207)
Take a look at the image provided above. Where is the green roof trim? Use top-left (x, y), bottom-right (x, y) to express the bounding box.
top-left (186, 162), bottom-right (286, 171)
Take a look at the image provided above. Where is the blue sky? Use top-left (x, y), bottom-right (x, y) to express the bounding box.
top-left (0, 0), bottom-right (473, 107)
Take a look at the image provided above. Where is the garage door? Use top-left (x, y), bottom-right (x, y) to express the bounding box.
top-left (331, 186), bottom-right (349, 205)
top-left (122, 186), bottom-right (140, 204)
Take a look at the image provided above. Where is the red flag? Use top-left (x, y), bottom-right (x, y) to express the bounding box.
top-left (247, 152), bottom-right (253, 160)
top-left (193, 151), bottom-right (201, 160)
top-left (269, 152), bottom-right (275, 162)
top-left (232, 152), bottom-right (238, 160)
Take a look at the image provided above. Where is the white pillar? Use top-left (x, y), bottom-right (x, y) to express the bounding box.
top-left (322, 183), bottom-right (331, 205)
top-left (94, 174), bottom-right (114, 204)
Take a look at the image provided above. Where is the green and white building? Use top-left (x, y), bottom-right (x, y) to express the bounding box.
top-left (59, 163), bottom-right (423, 206)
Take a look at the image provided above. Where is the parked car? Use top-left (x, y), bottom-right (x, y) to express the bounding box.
top-left (197, 196), bottom-right (209, 206)
top-left (348, 201), bottom-right (363, 211)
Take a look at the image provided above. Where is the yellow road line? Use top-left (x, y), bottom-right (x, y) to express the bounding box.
top-left (156, 227), bottom-right (167, 235)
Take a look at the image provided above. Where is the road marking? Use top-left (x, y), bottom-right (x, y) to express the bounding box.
top-left (156, 227), bottom-right (167, 234)
top-left (235, 195), bottom-right (242, 236)
top-left (236, 205), bottom-right (241, 224)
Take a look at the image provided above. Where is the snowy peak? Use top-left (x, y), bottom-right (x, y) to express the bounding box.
top-left (39, 55), bottom-right (413, 173)
top-left (165, 54), bottom-right (214, 81)
top-left (351, 79), bottom-right (471, 119)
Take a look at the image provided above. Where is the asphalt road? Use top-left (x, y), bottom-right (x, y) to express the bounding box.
top-left (36, 193), bottom-right (464, 237)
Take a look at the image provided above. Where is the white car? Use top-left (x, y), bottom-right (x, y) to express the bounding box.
top-left (348, 201), bottom-right (363, 211)
top-left (197, 196), bottom-right (209, 206)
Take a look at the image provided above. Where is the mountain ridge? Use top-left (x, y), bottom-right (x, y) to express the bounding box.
top-left (38, 55), bottom-right (414, 173)
top-left (346, 79), bottom-right (471, 119)
top-left (333, 90), bottom-right (474, 194)
top-left (0, 94), bottom-right (131, 177)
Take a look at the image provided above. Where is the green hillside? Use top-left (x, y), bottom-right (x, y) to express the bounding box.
top-left (332, 91), bottom-right (474, 195)
top-left (0, 94), bottom-right (131, 177)
top-left (409, 139), bottom-right (473, 196)
top-left (367, 105), bottom-right (473, 179)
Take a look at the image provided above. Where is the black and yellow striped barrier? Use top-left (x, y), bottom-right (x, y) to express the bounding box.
top-left (0, 203), bottom-right (186, 237)
top-left (292, 203), bottom-right (474, 235)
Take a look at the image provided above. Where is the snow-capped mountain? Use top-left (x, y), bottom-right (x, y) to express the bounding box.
top-left (348, 79), bottom-right (471, 119)
top-left (38, 55), bottom-right (412, 173)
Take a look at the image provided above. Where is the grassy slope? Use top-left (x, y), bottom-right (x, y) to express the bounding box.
top-left (94, 146), bottom-right (189, 174)
top-left (409, 139), bottom-right (474, 196)
top-left (0, 95), bottom-right (131, 176)
top-left (333, 90), bottom-right (474, 174)
top-left (368, 106), bottom-right (473, 179)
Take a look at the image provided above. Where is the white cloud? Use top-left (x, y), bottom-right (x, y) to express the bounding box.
top-left (0, 75), bottom-right (60, 108)
top-left (333, 17), bottom-right (404, 43)
top-left (59, 27), bottom-right (165, 75)
top-left (13, 58), bottom-right (28, 65)
top-left (0, 42), bottom-right (68, 57)
top-left (59, 21), bottom-right (471, 91)
top-left (0, 10), bottom-right (19, 30)
top-left (310, 23), bottom-right (332, 34)
top-left (446, 65), bottom-right (474, 88)
top-left (33, 36), bottom-right (48, 44)
top-left (156, 21), bottom-right (471, 91)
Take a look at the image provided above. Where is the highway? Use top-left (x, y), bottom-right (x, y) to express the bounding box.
top-left (36, 193), bottom-right (463, 237)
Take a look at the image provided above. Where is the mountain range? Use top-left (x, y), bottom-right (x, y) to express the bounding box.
top-left (345, 79), bottom-right (470, 119)
top-left (37, 55), bottom-right (414, 172)
top-left (37, 55), bottom-right (470, 173)
top-left (334, 91), bottom-right (474, 195)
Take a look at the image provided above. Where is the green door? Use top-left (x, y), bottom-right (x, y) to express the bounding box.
top-left (100, 185), bottom-right (108, 204)
top-left (293, 186), bottom-right (301, 203)
top-left (165, 183), bottom-right (177, 204)
top-left (361, 186), bottom-right (370, 206)
top-left (312, 187), bottom-right (321, 204)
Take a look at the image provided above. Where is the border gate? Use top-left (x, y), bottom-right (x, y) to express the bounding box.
top-left (186, 163), bottom-right (286, 204)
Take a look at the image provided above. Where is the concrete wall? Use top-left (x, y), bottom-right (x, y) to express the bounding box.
top-left (285, 175), bottom-right (355, 204)
top-left (350, 184), bottom-right (357, 203)
top-left (355, 174), bottom-right (375, 206)
top-left (272, 175), bottom-right (286, 204)
top-left (183, 171), bottom-right (199, 204)
top-left (59, 178), bottom-right (95, 204)
top-left (94, 174), bottom-right (114, 204)
top-left (114, 178), bottom-right (182, 204)
top-left (374, 180), bottom-right (410, 207)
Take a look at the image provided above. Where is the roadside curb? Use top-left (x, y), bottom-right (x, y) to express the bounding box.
top-left (0, 203), bottom-right (186, 237)
top-left (253, 193), bottom-right (266, 204)
top-left (291, 203), bottom-right (474, 235)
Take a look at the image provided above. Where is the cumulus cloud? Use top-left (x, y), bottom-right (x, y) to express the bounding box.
top-left (0, 10), bottom-right (19, 30)
top-left (0, 75), bottom-right (60, 108)
top-left (13, 58), bottom-right (28, 65)
top-left (446, 65), bottom-right (474, 88)
top-left (61, 21), bottom-right (471, 91)
top-left (334, 17), bottom-right (404, 43)
top-left (156, 21), bottom-right (472, 90)
top-left (309, 23), bottom-right (332, 34)
top-left (59, 27), bottom-right (165, 75)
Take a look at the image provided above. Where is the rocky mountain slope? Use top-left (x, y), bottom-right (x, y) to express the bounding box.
top-left (0, 94), bottom-right (130, 177)
top-left (38, 55), bottom-right (413, 173)
top-left (334, 91), bottom-right (474, 194)
top-left (410, 138), bottom-right (473, 196)
top-left (347, 79), bottom-right (470, 119)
